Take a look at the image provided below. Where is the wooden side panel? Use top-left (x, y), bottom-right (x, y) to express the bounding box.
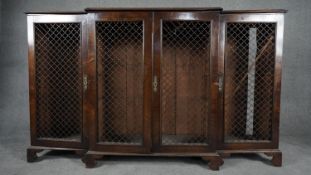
top-left (175, 47), bottom-right (190, 135)
top-left (161, 47), bottom-right (176, 135)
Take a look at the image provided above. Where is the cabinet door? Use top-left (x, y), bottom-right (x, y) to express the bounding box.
top-left (88, 12), bottom-right (152, 153)
top-left (219, 14), bottom-right (284, 149)
top-left (28, 15), bottom-right (87, 148)
top-left (153, 12), bottom-right (219, 152)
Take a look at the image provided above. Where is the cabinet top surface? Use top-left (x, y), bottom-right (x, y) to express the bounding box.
top-left (25, 7), bottom-right (287, 14)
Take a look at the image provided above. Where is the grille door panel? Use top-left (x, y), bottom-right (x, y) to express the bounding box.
top-left (224, 22), bottom-right (276, 143)
top-left (153, 12), bottom-right (219, 150)
top-left (31, 16), bottom-right (86, 147)
top-left (94, 12), bottom-right (152, 151)
top-left (96, 21), bottom-right (144, 145)
top-left (160, 20), bottom-right (211, 146)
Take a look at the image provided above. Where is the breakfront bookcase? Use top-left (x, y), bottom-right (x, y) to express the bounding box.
top-left (26, 8), bottom-right (286, 170)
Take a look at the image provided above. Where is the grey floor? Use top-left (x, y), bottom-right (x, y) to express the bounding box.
top-left (0, 135), bottom-right (310, 175)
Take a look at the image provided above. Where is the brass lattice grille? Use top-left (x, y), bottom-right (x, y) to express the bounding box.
top-left (34, 23), bottom-right (82, 141)
top-left (160, 21), bottom-right (211, 145)
top-left (224, 23), bottom-right (276, 142)
top-left (96, 21), bottom-right (144, 145)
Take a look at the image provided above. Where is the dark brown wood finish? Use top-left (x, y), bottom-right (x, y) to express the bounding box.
top-left (218, 13), bottom-right (285, 150)
top-left (217, 12), bottom-right (285, 166)
top-left (221, 9), bottom-right (287, 14)
top-left (27, 14), bottom-right (88, 162)
top-left (86, 12), bottom-right (153, 154)
top-left (153, 11), bottom-right (220, 153)
top-left (26, 8), bottom-right (286, 170)
top-left (85, 7), bottom-right (223, 12)
top-left (27, 14), bottom-right (87, 151)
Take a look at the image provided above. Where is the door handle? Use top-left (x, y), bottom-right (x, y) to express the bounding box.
top-left (219, 74), bottom-right (223, 92)
top-left (153, 76), bottom-right (158, 92)
top-left (83, 75), bottom-right (88, 92)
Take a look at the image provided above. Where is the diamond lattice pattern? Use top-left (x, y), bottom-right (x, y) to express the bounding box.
top-left (96, 21), bottom-right (144, 145)
top-left (161, 21), bottom-right (211, 145)
top-left (224, 23), bottom-right (276, 142)
top-left (35, 23), bottom-right (82, 141)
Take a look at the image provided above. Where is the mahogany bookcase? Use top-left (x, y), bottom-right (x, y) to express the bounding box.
top-left (26, 8), bottom-right (286, 170)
